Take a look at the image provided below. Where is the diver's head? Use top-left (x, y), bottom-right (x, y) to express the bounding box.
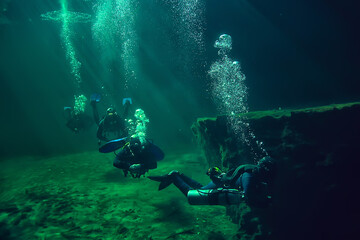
top-left (129, 137), bottom-right (143, 152)
top-left (207, 167), bottom-right (223, 183)
top-left (105, 107), bottom-right (118, 120)
top-left (106, 107), bottom-right (116, 115)
top-left (207, 167), bottom-right (222, 176)
top-left (255, 156), bottom-right (276, 182)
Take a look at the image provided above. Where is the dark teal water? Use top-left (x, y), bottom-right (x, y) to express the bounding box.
top-left (1, 0), bottom-right (359, 158)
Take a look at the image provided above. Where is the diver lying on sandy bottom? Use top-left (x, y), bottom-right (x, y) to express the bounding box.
top-left (148, 156), bottom-right (276, 207)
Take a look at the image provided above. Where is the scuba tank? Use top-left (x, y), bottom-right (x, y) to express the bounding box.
top-left (187, 188), bottom-right (244, 205)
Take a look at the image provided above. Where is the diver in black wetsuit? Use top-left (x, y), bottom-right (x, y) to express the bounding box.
top-left (112, 137), bottom-right (164, 178)
top-left (90, 94), bottom-right (131, 144)
top-left (63, 107), bottom-right (93, 133)
top-left (148, 156), bottom-right (276, 207)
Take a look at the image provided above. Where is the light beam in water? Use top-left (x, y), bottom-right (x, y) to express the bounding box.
top-left (40, 0), bottom-right (91, 92)
top-left (41, 0), bottom-right (92, 111)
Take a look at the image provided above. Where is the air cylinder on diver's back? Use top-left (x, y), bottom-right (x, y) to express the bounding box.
top-left (187, 189), bottom-right (244, 205)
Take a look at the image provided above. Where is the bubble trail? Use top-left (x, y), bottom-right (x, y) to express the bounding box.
top-left (129, 109), bottom-right (149, 145)
top-left (40, 1), bottom-right (92, 89)
top-left (209, 34), bottom-right (268, 160)
top-left (41, 0), bottom-right (92, 111)
top-left (73, 94), bottom-right (87, 115)
top-left (92, 0), bottom-right (138, 91)
top-left (167, 0), bottom-right (206, 59)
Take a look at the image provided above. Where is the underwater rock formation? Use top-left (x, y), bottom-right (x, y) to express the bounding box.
top-left (192, 102), bottom-right (360, 240)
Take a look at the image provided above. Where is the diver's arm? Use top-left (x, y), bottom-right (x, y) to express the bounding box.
top-left (114, 159), bottom-right (131, 170)
top-left (122, 100), bottom-right (131, 119)
top-left (229, 164), bottom-right (256, 177)
top-left (97, 122), bottom-right (108, 142)
top-left (115, 115), bottom-right (127, 137)
top-left (243, 164), bottom-right (257, 173)
top-left (91, 102), bottom-right (100, 126)
top-left (233, 165), bottom-right (252, 174)
top-left (129, 158), bottom-right (157, 174)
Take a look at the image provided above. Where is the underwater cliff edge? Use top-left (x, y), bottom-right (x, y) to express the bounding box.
top-left (192, 102), bottom-right (360, 240)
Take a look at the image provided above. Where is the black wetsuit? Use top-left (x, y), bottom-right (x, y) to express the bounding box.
top-left (65, 112), bottom-right (93, 133)
top-left (91, 101), bottom-right (131, 142)
top-left (113, 139), bottom-right (163, 177)
top-left (96, 114), bottom-right (126, 142)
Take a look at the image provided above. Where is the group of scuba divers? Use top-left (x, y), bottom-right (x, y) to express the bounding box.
top-left (64, 94), bottom-right (277, 207)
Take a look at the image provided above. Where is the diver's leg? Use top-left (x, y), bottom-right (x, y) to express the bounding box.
top-left (200, 181), bottom-right (217, 190)
top-left (148, 171), bottom-right (196, 196)
top-left (172, 174), bottom-right (192, 197)
top-left (113, 157), bottom-right (130, 170)
top-left (178, 173), bottom-right (203, 189)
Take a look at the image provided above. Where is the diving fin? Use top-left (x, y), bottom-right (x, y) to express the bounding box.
top-left (90, 93), bottom-right (101, 103)
top-left (148, 175), bottom-right (173, 190)
top-left (122, 97), bottom-right (132, 105)
top-left (99, 137), bottom-right (128, 153)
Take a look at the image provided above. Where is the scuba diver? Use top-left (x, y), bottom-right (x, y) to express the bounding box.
top-left (63, 106), bottom-right (93, 134)
top-left (90, 93), bottom-right (132, 144)
top-left (99, 137), bottom-right (165, 178)
top-left (148, 156), bottom-right (276, 207)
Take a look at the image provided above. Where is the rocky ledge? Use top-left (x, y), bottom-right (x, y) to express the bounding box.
top-left (192, 102), bottom-right (360, 240)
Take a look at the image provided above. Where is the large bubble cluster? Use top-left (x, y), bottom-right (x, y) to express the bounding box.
top-left (209, 34), bottom-right (267, 160)
top-left (214, 34), bottom-right (232, 55)
top-left (73, 94), bottom-right (87, 115)
top-left (209, 34), bottom-right (247, 116)
top-left (92, 0), bottom-right (138, 90)
top-left (128, 109), bottom-right (149, 145)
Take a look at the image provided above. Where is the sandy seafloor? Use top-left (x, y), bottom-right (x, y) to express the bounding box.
top-left (0, 150), bottom-right (237, 239)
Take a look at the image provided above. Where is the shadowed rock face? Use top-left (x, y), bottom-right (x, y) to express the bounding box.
top-left (192, 102), bottom-right (360, 240)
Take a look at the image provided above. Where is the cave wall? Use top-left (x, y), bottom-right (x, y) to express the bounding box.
top-left (191, 103), bottom-right (360, 240)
